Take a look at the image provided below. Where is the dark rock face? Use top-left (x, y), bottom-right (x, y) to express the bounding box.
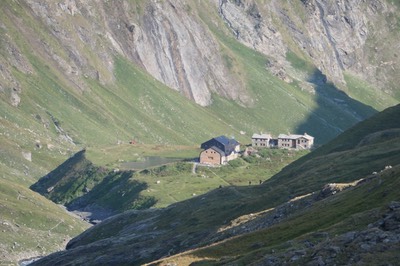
top-left (306, 202), bottom-right (400, 265)
top-left (381, 202), bottom-right (400, 231)
top-left (243, 202), bottom-right (400, 266)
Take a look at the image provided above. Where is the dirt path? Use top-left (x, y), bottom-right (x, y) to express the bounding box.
top-left (192, 162), bottom-right (198, 174)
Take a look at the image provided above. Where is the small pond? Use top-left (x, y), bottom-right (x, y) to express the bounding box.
top-left (121, 156), bottom-right (187, 170)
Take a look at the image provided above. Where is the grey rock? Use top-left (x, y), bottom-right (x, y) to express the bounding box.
top-left (389, 201), bottom-right (400, 211)
top-left (262, 255), bottom-right (280, 265)
top-left (339, 231), bottom-right (356, 244)
top-left (360, 243), bottom-right (371, 251)
top-left (10, 91), bottom-right (21, 107)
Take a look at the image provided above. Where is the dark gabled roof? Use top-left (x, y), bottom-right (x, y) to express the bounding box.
top-left (201, 135), bottom-right (239, 155)
top-left (214, 135), bottom-right (239, 146)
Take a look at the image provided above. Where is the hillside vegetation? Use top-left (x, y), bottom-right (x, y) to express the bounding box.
top-left (31, 105), bottom-right (400, 265)
top-left (0, 170), bottom-right (89, 265)
top-left (2, 0), bottom-right (398, 185)
top-left (1, 1), bottom-right (400, 264)
top-left (158, 165), bottom-right (400, 265)
top-left (31, 146), bottom-right (309, 222)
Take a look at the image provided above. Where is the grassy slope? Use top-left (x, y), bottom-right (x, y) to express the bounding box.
top-left (31, 105), bottom-right (400, 265)
top-left (161, 165), bottom-right (400, 265)
top-left (197, 4), bottom-right (382, 144)
top-left (0, 0), bottom-right (394, 179)
top-left (0, 1), bottom-right (398, 264)
top-left (280, 104), bottom-right (400, 168)
top-left (255, 104), bottom-right (400, 207)
top-left (0, 167), bottom-right (89, 265)
top-left (31, 146), bottom-right (309, 213)
top-left (344, 73), bottom-right (399, 111)
top-left (113, 148), bottom-right (306, 208)
top-left (0, 1), bottom-right (397, 172)
top-left (150, 107), bottom-right (400, 265)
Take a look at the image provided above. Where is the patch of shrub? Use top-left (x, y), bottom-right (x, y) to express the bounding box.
top-left (228, 158), bottom-right (246, 168)
top-left (243, 155), bottom-right (260, 164)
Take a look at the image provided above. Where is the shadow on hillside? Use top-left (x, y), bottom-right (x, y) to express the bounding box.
top-left (30, 149), bottom-right (158, 224)
top-left (294, 69), bottom-right (377, 145)
top-left (66, 171), bottom-right (157, 223)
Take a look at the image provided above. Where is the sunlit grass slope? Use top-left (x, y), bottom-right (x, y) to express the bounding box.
top-left (0, 167), bottom-right (89, 265)
top-left (149, 107), bottom-right (400, 265)
top-left (31, 145), bottom-right (309, 213)
top-left (0, 1), bottom-right (398, 264)
top-left (159, 164), bottom-right (400, 265)
top-left (31, 105), bottom-right (400, 265)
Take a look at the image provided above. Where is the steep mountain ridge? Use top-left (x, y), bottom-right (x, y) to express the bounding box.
top-left (2, 0), bottom-right (399, 109)
top-left (1, 0), bottom-right (398, 151)
top-left (217, 0), bottom-right (400, 97)
top-left (1, 1), bottom-right (400, 263)
top-left (2, 0), bottom-right (394, 187)
top-left (6, 0), bottom-right (247, 107)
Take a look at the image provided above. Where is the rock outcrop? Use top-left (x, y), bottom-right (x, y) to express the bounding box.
top-left (1, 0), bottom-right (399, 108)
top-left (10, 0), bottom-right (249, 107)
top-left (218, 0), bottom-right (400, 94)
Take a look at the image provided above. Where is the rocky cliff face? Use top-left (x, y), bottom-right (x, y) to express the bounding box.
top-left (1, 2), bottom-right (399, 263)
top-left (293, 0), bottom-right (399, 92)
top-left (218, 0), bottom-right (400, 94)
top-left (1, 0), bottom-right (399, 109)
top-left (7, 0), bottom-right (248, 107)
